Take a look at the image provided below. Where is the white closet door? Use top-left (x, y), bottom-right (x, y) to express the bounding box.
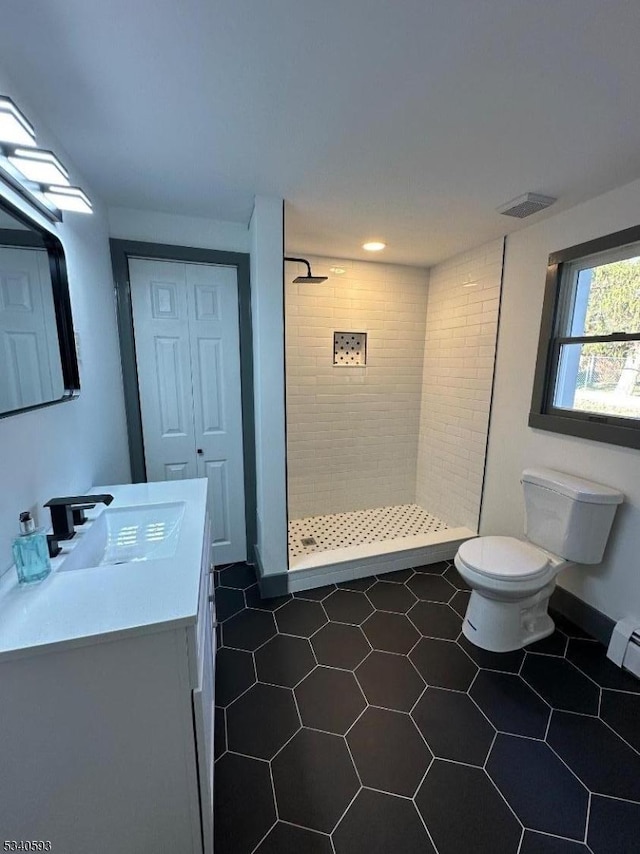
top-left (0, 246), bottom-right (62, 411)
top-left (185, 263), bottom-right (246, 563)
top-left (129, 258), bottom-right (246, 564)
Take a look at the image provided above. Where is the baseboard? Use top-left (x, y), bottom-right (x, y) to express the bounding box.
top-left (550, 586), bottom-right (615, 646)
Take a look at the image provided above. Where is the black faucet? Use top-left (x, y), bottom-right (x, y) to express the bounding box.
top-left (44, 494), bottom-right (114, 541)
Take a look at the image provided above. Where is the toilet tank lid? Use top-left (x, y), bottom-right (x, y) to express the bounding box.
top-left (522, 468), bottom-right (624, 505)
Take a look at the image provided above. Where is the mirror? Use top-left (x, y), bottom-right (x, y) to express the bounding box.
top-left (0, 193), bottom-right (79, 418)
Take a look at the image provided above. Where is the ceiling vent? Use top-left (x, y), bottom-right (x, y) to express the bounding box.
top-left (497, 192), bottom-right (557, 219)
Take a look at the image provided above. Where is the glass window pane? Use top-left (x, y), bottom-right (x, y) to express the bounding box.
top-left (567, 254), bottom-right (640, 336)
top-left (554, 341), bottom-right (640, 419)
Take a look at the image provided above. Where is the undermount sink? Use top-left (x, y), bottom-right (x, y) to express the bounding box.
top-left (58, 502), bottom-right (186, 572)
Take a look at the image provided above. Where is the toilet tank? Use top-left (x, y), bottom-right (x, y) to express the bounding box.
top-left (522, 468), bottom-right (623, 564)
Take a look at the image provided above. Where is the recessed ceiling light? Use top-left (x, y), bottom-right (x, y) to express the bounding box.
top-left (8, 147), bottom-right (69, 185)
top-left (362, 241), bottom-right (386, 252)
top-left (0, 96), bottom-right (36, 146)
top-left (44, 185), bottom-right (93, 214)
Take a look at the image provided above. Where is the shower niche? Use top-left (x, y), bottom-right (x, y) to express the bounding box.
top-left (333, 331), bottom-right (367, 366)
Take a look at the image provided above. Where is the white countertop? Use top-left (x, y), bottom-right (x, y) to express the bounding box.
top-left (0, 479), bottom-right (208, 662)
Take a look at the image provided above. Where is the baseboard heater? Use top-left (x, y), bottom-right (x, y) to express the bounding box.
top-left (607, 618), bottom-right (640, 679)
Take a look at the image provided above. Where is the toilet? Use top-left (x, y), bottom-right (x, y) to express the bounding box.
top-left (455, 468), bottom-right (623, 652)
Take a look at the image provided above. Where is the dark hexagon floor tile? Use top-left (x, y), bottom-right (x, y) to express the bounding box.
top-left (408, 601), bottom-right (461, 639)
top-left (293, 584), bottom-right (336, 601)
top-left (223, 608), bottom-right (276, 651)
top-left (587, 794), bottom-right (640, 854)
top-left (214, 707), bottom-right (226, 760)
top-left (470, 670), bottom-right (550, 738)
top-left (334, 789), bottom-right (436, 854)
top-left (324, 589), bottom-right (374, 625)
top-left (376, 567), bottom-right (414, 583)
top-left (219, 562), bottom-right (256, 589)
top-left (255, 822), bottom-right (333, 854)
top-left (272, 728), bottom-right (359, 833)
top-left (487, 734), bottom-right (588, 840)
top-left (406, 573), bottom-right (455, 602)
top-left (412, 687), bottom-right (495, 766)
top-left (410, 638), bottom-right (478, 690)
top-left (356, 651), bottom-right (424, 712)
top-left (600, 689), bottom-right (640, 752)
top-left (566, 638), bottom-right (640, 693)
top-left (520, 831), bottom-right (590, 853)
top-left (227, 682), bottom-right (300, 760)
top-left (214, 586), bottom-right (246, 622)
top-left (362, 611), bottom-right (419, 654)
top-left (443, 564), bottom-right (470, 590)
top-left (449, 589), bottom-right (471, 618)
top-left (366, 580), bottom-right (416, 613)
top-left (337, 577), bottom-right (375, 592)
top-left (216, 647), bottom-right (256, 706)
top-left (295, 666), bottom-right (365, 734)
top-left (413, 560), bottom-right (448, 574)
top-left (548, 609), bottom-right (592, 639)
top-left (346, 706), bottom-right (432, 796)
top-left (457, 634), bottom-right (525, 672)
top-left (214, 753), bottom-right (276, 854)
top-left (275, 599), bottom-right (327, 637)
top-left (311, 622), bottom-right (371, 669)
top-left (244, 584), bottom-right (291, 611)
top-left (417, 760), bottom-right (521, 854)
top-left (521, 654), bottom-right (599, 714)
top-left (547, 711), bottom-right (640, 802)
top-left (527, 629), bottom-right (568, 656)
top-left (255, 634), bottom-right (315, 688)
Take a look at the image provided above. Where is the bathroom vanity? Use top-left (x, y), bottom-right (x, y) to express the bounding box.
top-left (0, 479), bottom-right (215, 854)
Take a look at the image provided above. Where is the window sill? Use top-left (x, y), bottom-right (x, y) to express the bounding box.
top-left (528, 411), bottom-right (640, 450)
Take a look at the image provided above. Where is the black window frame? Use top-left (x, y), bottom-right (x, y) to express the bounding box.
top-left (529, 223), bottom-right (640, 450)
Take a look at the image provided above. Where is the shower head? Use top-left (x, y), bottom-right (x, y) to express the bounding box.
top-left (285, 256), bottom-right (329, 284)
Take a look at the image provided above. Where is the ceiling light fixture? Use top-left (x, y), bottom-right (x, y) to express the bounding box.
top-left (7, 147), bottom-right (69, 185)
top-left (362, 241), bottom-right (386, 252)
top-left (0, 96), bottom-right (36, 146)
top-left (44, 185), bottom-right (93, 214)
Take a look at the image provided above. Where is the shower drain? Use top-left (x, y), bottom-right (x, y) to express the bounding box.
top-left (300, 537), bottom-right (317, 548)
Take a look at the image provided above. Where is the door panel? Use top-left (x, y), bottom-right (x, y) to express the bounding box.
top-left (129, 258), bottom-right (246, 563)
top-left (130, 259), bottom-right (198, 483)
top-left (0, 247), bottom-right (62, 410)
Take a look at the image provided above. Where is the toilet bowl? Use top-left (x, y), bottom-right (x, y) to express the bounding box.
top-left (454, 468), bottom-right (623, 653)
top-left (455, 536), bottom-right (566, 652)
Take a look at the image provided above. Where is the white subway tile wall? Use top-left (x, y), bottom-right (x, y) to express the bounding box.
top-left (285, 255), bottom-right (430, 518)
top-left (415, 238), bottom-right (504, 530)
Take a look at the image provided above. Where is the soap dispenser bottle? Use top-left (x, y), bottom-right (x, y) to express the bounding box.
top-left (12, 511), bottom-right (52, 584)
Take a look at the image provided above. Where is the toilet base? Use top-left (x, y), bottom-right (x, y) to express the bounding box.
top-left (462, 584), bottom-right (556, 653)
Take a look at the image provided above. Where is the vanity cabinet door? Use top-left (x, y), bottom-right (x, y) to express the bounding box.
top-left (192, 525), bottom-right (215, 854)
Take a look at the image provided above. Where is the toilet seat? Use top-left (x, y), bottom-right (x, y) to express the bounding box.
top-left (456, 536), bottom-right (550, 582)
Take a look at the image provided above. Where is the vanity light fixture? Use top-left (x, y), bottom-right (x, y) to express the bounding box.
top-left (43, 184), bottom-right (92, 214)
top-left (362, 241), bottom-right (386, 252)
top-left (0, 96), bottom-right (36, 146)
top-left (7, 147), bottom-right (69, 186)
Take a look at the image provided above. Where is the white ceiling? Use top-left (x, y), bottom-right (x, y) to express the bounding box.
top-left (1, 0), bottom-right (640, 266)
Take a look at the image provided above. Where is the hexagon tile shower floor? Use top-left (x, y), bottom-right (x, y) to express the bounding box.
top-left (212, 561), bottom-right (640, 854)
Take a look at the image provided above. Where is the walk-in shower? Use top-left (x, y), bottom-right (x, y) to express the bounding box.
top-left (284, 243), bottom-right (504, 590)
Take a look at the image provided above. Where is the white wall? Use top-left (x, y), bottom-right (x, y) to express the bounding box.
top-left (0, 69), bottom-right (130, 574)
top-left (483, 178), bottom-right (640, 622)
top-left (250, 196), bottom-right (288, 574)
top-left (285, 255), bottom-right (429, 518)
top-left (416, 239), bottom-right (503, 530)
top-left (108, 206), bottom-right (249, 253)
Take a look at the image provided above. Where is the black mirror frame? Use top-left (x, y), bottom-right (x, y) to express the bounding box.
top-left (0, 192), bottom-right (80, 419)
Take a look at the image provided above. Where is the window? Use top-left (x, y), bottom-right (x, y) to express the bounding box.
top-left (530, 224), bottom-right (640, 449)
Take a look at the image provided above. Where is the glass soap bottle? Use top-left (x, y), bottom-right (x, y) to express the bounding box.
top-left (12, 511), bottom-right (52, 584)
